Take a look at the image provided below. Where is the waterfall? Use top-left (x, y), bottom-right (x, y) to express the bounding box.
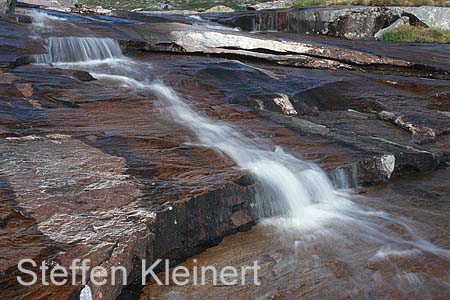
top-left (28, 10), bottom-right (346, 221)
top-left (29, 9), bottom-right (123, 64)
top-left (89, 72), bottom-right (349, 225)
top-left (26, 13), bottom-right (347, 222)
top-left (149, 83), bottom-right (346, 222)
top-left (33, 37), bottom-right (123, 64)
top-left (87, 63), bottom-right (449, 262)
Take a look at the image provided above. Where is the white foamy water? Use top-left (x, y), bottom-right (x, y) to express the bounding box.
top-left (33, 37), bottom-right (123, 64)
top-left (149, 83), bottom-right (351, 222)
top-left (29, 11), bottom-right (122, 64)
top-left (86, 71), bottom-right (351, 226)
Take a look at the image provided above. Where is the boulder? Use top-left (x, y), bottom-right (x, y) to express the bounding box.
top-left (17, 0), bottom-right (76, 9)
top-left (123, 22), bottom-right (410, 66)
top-left (273, 93), bottom-right (297, 115)
top-left (292, 6), bottom-right (398, 39)
top-left (20, 0), bottom-right (78, 9)
top-left (117, 21), bottom-right (450, 79)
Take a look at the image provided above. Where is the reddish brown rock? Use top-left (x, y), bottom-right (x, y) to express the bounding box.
top-left (378, 110), bottom-right (438, 144)
top-left (231, 210), bottom-right (253, 227)
top-left (15, 82), bottom-right (33, 97)
top-left (0, 71), bottom-right (18, 83)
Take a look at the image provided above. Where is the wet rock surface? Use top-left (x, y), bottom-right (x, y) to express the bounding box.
top-left (0, 7), bottom-right (449, 300)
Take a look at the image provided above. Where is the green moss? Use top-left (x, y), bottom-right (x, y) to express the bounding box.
top-left (380, 25), bottom-right (450, 43)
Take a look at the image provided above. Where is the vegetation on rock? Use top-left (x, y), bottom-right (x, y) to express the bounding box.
top-left (380, 25), bottom-right (450, 43)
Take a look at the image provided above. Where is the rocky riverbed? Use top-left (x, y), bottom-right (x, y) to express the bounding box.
top-left (0, 4), bottom-right (449, 300)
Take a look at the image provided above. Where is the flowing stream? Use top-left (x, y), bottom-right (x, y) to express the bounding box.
top-left (31, 11), bottom-right (348, 225)
top-left (30, 10), bottom-right (450, 299)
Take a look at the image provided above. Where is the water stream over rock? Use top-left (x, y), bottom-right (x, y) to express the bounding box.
top-left (29, 12), bottom-right (348, 224)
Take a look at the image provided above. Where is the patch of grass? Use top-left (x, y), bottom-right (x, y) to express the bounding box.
top-left (379, 25), bottom-right (450, 43)
top-left (293, 0), bottom-right (450, 7)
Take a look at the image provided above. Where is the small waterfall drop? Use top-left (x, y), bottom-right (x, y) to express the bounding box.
top-left (28, 12), bottom-right (123, 64)
top-left (33, 37), bottom-right (123, 64)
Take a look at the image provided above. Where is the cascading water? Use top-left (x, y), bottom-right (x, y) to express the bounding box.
top-left (33, 37), bottom-right (123, 64)
top-left (29, 13), bottom-right (342, 223)
top-left (24, 12), bottom-right (443, 225)
top-left (148, 83), bottom-right (347, 222)
top-left (30, 16), bottom-right (350, 225)
top-left (30, 11), bottom-right (450, 298)
top-left (30, 10), bottom-right (450, 236)
top-left (29, 10), bottom-right (123, 64)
